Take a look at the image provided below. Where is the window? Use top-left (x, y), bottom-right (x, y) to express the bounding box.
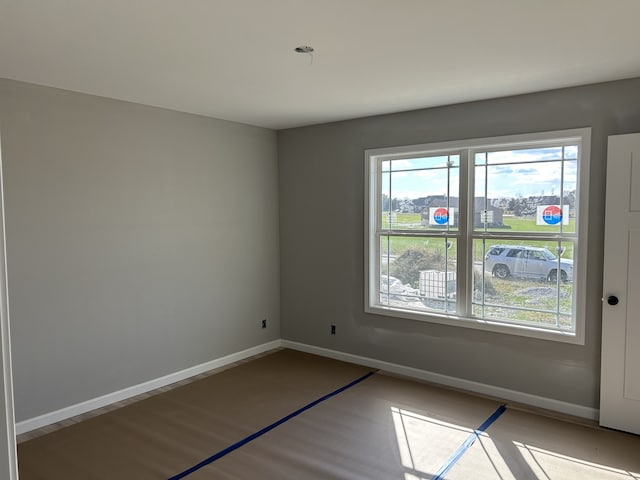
top-left (365, 129), bottom-right (590, 343)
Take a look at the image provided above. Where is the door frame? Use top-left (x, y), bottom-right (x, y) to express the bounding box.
top-left (0, 135), bottom-right (18, 479)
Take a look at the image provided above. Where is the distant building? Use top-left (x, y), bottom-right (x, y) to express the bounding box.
top-left (420, 197), bottom-right (506, 228)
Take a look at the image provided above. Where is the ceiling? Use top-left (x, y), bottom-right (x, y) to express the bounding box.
top-left (1, 0), bottom-right (640, 130)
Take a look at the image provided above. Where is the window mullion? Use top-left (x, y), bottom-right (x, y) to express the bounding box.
top-left (457, 149), bottom-right (471, 317)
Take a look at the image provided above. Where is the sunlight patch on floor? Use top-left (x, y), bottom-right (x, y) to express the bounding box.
top-left (515, 442), bottom-right (640, 480)
top-left (391, 406), bottom-right (514, 479)
top-left (391, 406), bottom-right (471, 477)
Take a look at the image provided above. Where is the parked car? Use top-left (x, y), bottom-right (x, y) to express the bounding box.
top-left (484, 245), bottom-right (573, 282)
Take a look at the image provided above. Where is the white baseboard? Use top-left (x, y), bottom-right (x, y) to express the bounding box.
top-left (281, 340), bottom-right (599, 421)
top-left (17, 338), bottom-right (599, 435)
top-left (16, 340), bottom-right (283, 435)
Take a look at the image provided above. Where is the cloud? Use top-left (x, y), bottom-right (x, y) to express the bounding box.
top-left (490, 165), bottom-right (515, 174)
top-left (487, 147), bottom-right (566, 164)
top-left (388, 149), bottom-right (578, 199)
top-left (390, 155), bottom-right (459, 171)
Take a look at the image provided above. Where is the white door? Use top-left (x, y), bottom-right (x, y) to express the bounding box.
top-left (600, 133), bottom-right (640, 435)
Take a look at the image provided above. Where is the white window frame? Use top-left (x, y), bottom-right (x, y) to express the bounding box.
top-left (365, 128), bottom-right (591, 344)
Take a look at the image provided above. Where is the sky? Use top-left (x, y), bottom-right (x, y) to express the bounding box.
top-left (382, 146), bottom-right (578, 200)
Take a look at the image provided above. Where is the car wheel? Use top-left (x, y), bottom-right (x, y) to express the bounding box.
top-left (548, 270), bottom-right (568, 283)
top-left (493, 264), bottom-right (510, 279)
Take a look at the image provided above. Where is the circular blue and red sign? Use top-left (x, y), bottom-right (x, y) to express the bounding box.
top-left (433, 207), bottom-right (449, 225)
top-left (542, 205), bottom-right (562, 225)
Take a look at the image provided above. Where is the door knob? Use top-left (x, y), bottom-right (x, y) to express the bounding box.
top-left (607, 296), bottom-right (619, 306)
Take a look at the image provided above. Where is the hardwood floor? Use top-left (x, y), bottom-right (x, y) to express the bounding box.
top-left (16, 349), bottom-right (640, 480)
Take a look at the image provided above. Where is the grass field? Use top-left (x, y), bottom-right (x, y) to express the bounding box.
top-left (474, 276), bottom-right (573, 326)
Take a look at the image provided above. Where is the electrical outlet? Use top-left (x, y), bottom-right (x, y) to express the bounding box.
top-left (330, 324), bottom-right (336, 335)
top-left (261, 319), bottom-right (267, 329)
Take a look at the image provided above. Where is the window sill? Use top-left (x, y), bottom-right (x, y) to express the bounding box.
top-left (365, 304), bottom-right (584, 345)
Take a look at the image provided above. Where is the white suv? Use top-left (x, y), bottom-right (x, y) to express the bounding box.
top-left (484, 245), bottom-right (573, 282)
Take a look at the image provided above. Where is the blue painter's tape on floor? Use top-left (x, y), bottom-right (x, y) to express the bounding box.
top-left (431, 404), bottom-right (507, 480)
top-left (168, 370), bottom-right (376, 480)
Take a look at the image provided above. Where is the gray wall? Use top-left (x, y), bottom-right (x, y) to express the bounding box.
top-left (0, 79), bottom-right (280, 422)
top-left (278, 77), bottom-right (640, 409)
